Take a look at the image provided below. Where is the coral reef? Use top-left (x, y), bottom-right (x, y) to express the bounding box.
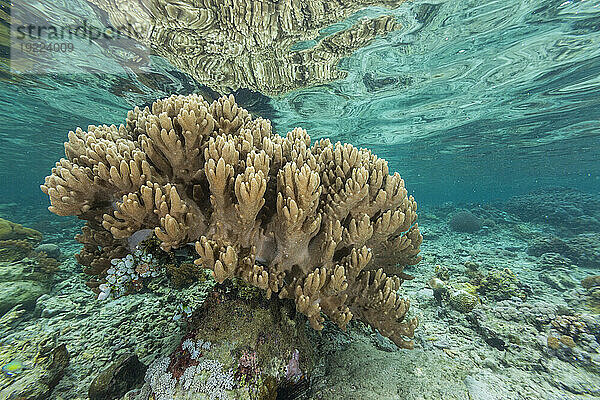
top-left (505, 188), bottom-right (600, 233)
top-left (41, 93), bottom-right (422, 348)
top-left (86, 0), bottom-right (406, 95)
top-left (527, 234), bottom-right (600, 269)
top-left (546, 313), bottom-right (600, 373)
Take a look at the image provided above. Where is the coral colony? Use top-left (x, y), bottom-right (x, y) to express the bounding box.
top-left (97, 249), bottom-right (159, 300)
top-left (41, 94), bottom-right (422, 348)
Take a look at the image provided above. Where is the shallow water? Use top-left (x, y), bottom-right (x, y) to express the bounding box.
top-left (0, 0), bottom-right (599, 399)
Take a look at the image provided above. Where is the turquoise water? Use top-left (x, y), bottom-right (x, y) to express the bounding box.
top-left (2, 0), bottom-right (599, 208)
top-left (1, 0), bottom-right (600, 399)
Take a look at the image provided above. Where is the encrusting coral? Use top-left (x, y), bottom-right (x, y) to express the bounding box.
top-left (41, 94), bottom-right (422, 348)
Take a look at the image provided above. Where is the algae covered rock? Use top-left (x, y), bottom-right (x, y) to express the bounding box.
top-left (34, 243), bottom-right (61, 260)
top-left (136, 281), bottom-right (313, 400)
top-left (89, 353), bottom-right (147, 400)
top-left (0, 218), bottom-right (42, 262)
top-left (0, 280), bottom-right (46, 315)
top-left (0, 340), bottom-right (69, 400)
top-left (0, 217), bottom-right (42, 242)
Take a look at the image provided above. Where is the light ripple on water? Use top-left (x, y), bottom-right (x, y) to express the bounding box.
top-left (271, 0), bottom-right (600, 202)
top-left (1, 0), bottom-right (599, 204)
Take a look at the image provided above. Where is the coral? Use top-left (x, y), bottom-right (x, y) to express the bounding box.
top-left (41, 94), bottom-right (422, 348)
top-left (528, 234), bottom-right (600, 269)
top-left (0, 217), bottom-right (42, 243)
top-left (86, 0), bottom-right (407, 95)
top-left (448, 210), bottom-right (483, 233)
top-left (477, 268), bottom-right (529, 301)
top-left (33, 251), bottom-right (59, 275)
top-left (434, 264), bottom-right (449, 281)
top-left (527, 236), bottom-right (571, 257)
top-left (581, 276), bottom-right (600, 313)
top-left (448, 283), bottom-right (479, 313)
top-left (505, 187), bottom-right (600, 233)
top-left (235, 349), bottom-right (261, 384)
top-left (0, 216), bottom-right (44, 262)
top-left (551, 315), bottom-right (590, 341)
top-left (97, 249), bottom-right (160, 300)
top-left (547, 335), bottom-right (560, 350)
top-left (166, 262), bottom-right (207, 288)
top-left (0, 239), bottom-right (33, 262)
top-left (536, 252), bottom-right (574, 270)
top-left (546, 313), bottom-right (600, 372)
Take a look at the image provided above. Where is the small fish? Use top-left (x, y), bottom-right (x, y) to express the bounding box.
top-left (2, 360), bottom-right (24, 376)
top-left (127, 229), bottom-right (154, 251)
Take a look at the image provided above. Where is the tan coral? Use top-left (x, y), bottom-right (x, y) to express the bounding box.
top-left (41, 94), bottom-right (422, 348)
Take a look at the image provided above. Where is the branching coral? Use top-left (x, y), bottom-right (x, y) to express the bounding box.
top-left (41, 94), bottom-right (422, 348)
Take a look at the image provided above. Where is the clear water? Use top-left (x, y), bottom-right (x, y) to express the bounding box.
top-left (1, 0), bottom-right (599, 399)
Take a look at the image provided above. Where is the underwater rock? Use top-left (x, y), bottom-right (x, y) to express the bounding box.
top-left (464, 371), bottom-right (507, 400)
top-left (0, 239), bottom-right (33, 262)
top-left (565, 233), bottom-right (600, 269)
top-left (467, 309), bottom-right (508, 351)
top-left (538, 270), bottom-right (577, 292)
top-left (448, 210), bottom-right (483, 233)
top-left (89, 353), bottom-right (147, 400)
top-left (372, 331), bottom-right (398, 352)
top-left (527, 236), bottom-right (571, 258)
top-left (0, 217), bottom-right (42, 243)
top-left (34, 243), bottom-right (61, 259)
top-left (0, 256), bottom-right (57, 284)
top-left (535, 252), bottom-right (574, 270)
top-left (581, 275), bottom-right (600, 313)
top-left (135, 281), bottom-right (314, 400)
top-left (582, 276), bottom-right (600, 290)
top-left (0, 280), bottom-right (46, 315)
top-left (0, 342), bottom-right (69, 400)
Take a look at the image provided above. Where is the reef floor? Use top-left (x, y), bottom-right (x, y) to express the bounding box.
top-left (1, 190), bottom-right (599, 399)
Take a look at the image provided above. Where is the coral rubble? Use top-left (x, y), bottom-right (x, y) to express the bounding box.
top-left (41, 93), bottom-right (422, 348)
